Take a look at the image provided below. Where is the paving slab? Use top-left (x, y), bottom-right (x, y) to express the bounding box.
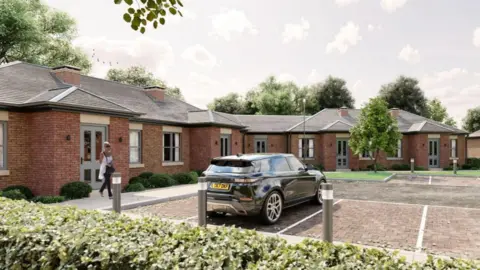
top-left (423, 206), bottom-right (480, 260)
top-left (284, 200), bottom-right (423, 252)
top-left (392, 176), bottom-right (480, 187)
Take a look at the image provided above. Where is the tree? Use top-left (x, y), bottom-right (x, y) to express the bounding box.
top-left (462, 107), bottom-right (480, 133)
top-left (314, 76), bottom-right (355, 110)
top-left (349, 97), bottom-right (402, 172)
top-left (106, 66), bottom-right (184, 100)
top-left (254, 76), bottom-right (297, 115)
top-left (427, 98), bottom-right (457, 127)
top-left (0, 0), bottom-right (91, 72)
top-left (294, 85), bottom-right (320, 115)
top-left (242, 90), bottom-right (260, 114)
top-left (114, 0), bottom-right (184, 33)
top-left (207, 93), bottom-right (245, 114)
top-left (379, 76), bottom-right (429, 117)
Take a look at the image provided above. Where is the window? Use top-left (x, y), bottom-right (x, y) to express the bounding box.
top-left (361, 151), bottom-right (371, 158)
top-left (270, 157), bottom-right (292, 172)
top-left (386, 139), bottom-right (402, 158)
top-left (220, 134), bottom-right (231, 156)
top-left (129, 130), bottom-right (142, 163)
top-left (163, 133), bottom-right (181, 162)
top-left (298, 138), bottom-right (314, 158)
top-left (254, 139), bottom-right (267, 153)
top-left (0, 122), bottom-right (5, 169)
top-left (287, 156), bottom-right (305, 171)
top-left (450, 139), bottom-right (457, 158)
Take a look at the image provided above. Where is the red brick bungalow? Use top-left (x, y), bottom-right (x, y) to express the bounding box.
top-left (0, 62), bottom-right (469, 195)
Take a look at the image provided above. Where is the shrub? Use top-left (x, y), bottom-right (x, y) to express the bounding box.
top-left (414, 166), bottom-right (426, 171)
top-left (443, 166), bottom-right (453, 171)
top-left (172, 172), bottom-right (194, 185)
top-left (60, 181), bottom-right (92, 200)
top-left (314, 164), bottom-right (325, 171)
top-left (138, 171), bottom-right (154, 179)
top-left (124, 183), bottom-right (146, 193)
top-left (193, 169), bottom-right (205, 177)
top-left (391, 164), bottom-right (410, 171)
top-left (1, 190), bottom-right (27, 200)
top-left (366, 163), bottom-right (386, 171)
top-left (466, 158), bottom-right (480, 169)
top-left (129, 176), bottom-right (143, 184)
top-left (2, 185), bottom-right (34, 200)
top-left (189, 171), bottom-right (199, 184)
top-left (149, 174), bottom-right (176, 188)
top-left (32, 196), bottom-right (65, 204)
top-left (0, 197), bottom-right (478, 269)
top-left (462, 163), bottom-right (473, 170)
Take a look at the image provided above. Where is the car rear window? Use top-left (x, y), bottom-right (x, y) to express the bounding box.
top-left (207, 159), bottom-right (255, 174)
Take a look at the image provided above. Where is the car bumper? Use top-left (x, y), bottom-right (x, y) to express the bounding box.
top-left (207, 193), bottom-right (259, 216)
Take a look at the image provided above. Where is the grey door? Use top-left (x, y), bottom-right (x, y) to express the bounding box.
top-left (428, 139), bottom-right (440, 168)
top-left (254, 139), bottom-right (267, 153)
top-left (336, 139), bottom-right (349, 169)
top-left (80, 125), bottom-right (107, 190)
top-left (220, 134), bottom-right (231, 156)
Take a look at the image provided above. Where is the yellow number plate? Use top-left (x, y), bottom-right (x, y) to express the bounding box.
top-left (210, 183), bottom-right (230, 190)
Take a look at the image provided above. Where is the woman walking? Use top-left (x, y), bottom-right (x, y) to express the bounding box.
top-left (98, 141), bottom-right (115, 199)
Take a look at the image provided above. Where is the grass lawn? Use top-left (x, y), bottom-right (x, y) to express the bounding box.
top-left (324, 171), bottom-right (392, 180)
top-left (402, 170), bottom-right (480, 177)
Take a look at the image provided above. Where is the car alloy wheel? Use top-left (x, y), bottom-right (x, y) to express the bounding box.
top-left (261, 191), bottom-right (283, 224)
top-left (313, 180), bottom-right (326, 205)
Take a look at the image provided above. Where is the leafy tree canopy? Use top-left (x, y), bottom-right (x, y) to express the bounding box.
top-left (208, 93), bottom-right (245, 114)
top-left (463, 106), bottom-right (480, 133)
top-left (379, 76), bottom-right (429, 117)
top-left (0, 0), bottom-right (91, 72)
top-left (106, 66), bottom-right (184, 100)
top-left (427, 98), bottom-right (457, 127)
top-left (315, 76), bottom-right (355, 110)
top-left (349, 97), bottom-right (402, 172)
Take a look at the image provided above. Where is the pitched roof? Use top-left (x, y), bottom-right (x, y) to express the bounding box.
top-left (187, 110), bottom-right (245, 127)
top-left (235, 115), bottom-right (305, 133)
top-left (470, 130), bottom-right (480, 138)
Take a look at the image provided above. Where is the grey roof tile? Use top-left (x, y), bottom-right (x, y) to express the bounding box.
top-left (58, 89), bottom-right (135, 113)
top-left (235, 115), bottom-right (305, 132)
top-left (470, 130), bottom-right (480, 138)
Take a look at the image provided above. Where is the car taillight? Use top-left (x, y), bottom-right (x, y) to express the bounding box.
top-left (234, 178), bottom-right (258, 183)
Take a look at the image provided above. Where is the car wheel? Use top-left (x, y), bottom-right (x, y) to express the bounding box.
top-left (312, 180), bottom-right (326, 205)
top-left (207, 211), bottom-right (227, 218)
top-left (260, 191), bottom-right (283, 225)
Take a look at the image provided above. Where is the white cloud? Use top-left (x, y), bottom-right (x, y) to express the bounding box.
top-left (381, 0), bottom-right (408, 13)
top-left (307, 69), bottom-right (321, 83)
top-left (181, 44), bottom-right (217, 69)
top-left (277, 73), bottom-right (297, 83)
top-left (282, 17), bottom-right (310, 43)
top-left (73, 36), bottom-right (174, 78)
top-left (419, 68), bottom-right (468, 88)
top-left (335, 0), bottom-right (360, 7)
top-left (473, 27), bottom-right (480, 47)
top-left (326, 21), bottom-right (362, 54)
top-left (368, 24), bottom-right (383, 31)
top-left (209, 9), bottom-right (258, 41)
top-left (398, 44), bottom-right (420, 64)
top-left (188, 72), bottom-right (220, 87)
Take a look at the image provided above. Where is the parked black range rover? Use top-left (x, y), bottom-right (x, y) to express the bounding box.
top-left (203, 153), bottom-right (326, 225)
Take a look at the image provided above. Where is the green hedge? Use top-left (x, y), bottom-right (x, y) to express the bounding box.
top-left (391, 164), bottom-right (410, 171)
top-left (139, 171), bottom-right (154, 179)
top-left (2, 185), bottom-right (34, 199)
top-left (172, 172), bottom-right (194, 185)
top-left (31, 196), bottom-right (65, 204)
top-left (149, 174), bottom-right (176, 188)
top-left (1, 190), bottom-right (26, 200)
top-left (124, 183), bottom-right (146, 192)
top-left (466, 158), bottom-right (480, 169)
top-left (60, 181), bottom-right (92, 200)
top-left (0, 197), bottom-right (478, 269)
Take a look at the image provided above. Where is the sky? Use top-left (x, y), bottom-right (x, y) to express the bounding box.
top-left (43, 0), bottom-right (480, 126)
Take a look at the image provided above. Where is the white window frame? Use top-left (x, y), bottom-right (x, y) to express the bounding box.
top-left (387, 139), bottom-right (403, 159)
top-left (298, 138), bottom-right (314, 159)
top-left (450, 139), bottom-right (457, 158)
top-left (0, 122), bottom-right (6, 170)
top-left (163, 132), bottom-right (181, 162)
top-left (129, 130), bottom-right (142, 164)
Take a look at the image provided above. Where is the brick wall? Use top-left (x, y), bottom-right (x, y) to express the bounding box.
top-left (322, 134), bottom-right (337, 171)
top-left (467, 138), bottom-right (480, 158)
top-left (244, 134), bottom-right (287, 154)
top-left (231, 129), bottom-right (242, 155)
top-left (190, 127), bottom-right (215, 171)
top-left (458, 135), bottom-right (466, 163)
top-left (358, 136), bottom-right (410, 170)
top-left (109, 117), bottom-right (129, 190)
top-left (410, 134), bottom-right (428, 168)
top-left (439, 134), bottom-right (450, 168)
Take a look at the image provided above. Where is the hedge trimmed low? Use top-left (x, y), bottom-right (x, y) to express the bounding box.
top-left (60, 181), bottom-right (92, 200)
top-left (124, 183), bottom-right (146, 192)
top-left (172, 172), bottom-right (194, 185)
top-left (31, 196), bottom-right (65, 204)
top-left (138, 171), bottom-right (154, 179)
top-left (0, 197), bottom-right (478, 269)
top-left (149, 174), bottom-right (176, 188)
top-left (1, 190), bottom-right (26, 200)
top-left (2, 185), bottom-right (34, 200)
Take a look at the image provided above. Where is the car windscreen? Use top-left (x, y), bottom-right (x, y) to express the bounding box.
top-left (207, 159), bottom-right (256, 174)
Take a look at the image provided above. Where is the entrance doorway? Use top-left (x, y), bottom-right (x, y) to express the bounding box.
top-left (428, 139), bottom-right (440, 168)
top-left (80, 125), bottom-right (107, 190)
top-left (336, 139), bottom-right (349, 169)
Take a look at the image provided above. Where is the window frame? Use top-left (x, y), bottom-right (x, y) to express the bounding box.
top-left (0, 122), bottom-right (6, 170)
top-left (450, 139), bottom-right (458, 158)
top-left (387, 139), bottom-right (403, 159)
top-left (129, 129), bottom-right (142, 164)
top-left (298, 138), bottom-right (314, 159)
top-left (163, 132), bottom-right (181, 162)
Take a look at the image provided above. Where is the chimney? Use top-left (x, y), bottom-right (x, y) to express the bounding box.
top-left (338, 106), bottom-right (349, 117)
top-left (52, 65), bottom-right (81, 85)
top-left (144, 85), bottom-right (165, 101)
top-left (390, 108), bottom-right (400, 118)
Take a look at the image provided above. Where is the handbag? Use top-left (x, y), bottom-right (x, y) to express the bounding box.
top-left (104, 152), bottom-right (116, 174)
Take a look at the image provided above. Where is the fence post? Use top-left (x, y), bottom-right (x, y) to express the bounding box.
top-left (453, 159), bottom-right (457, 175)
top-left (322, 182), bottom-right (333, 243)
top-left (410, 158), bottom-right (415, 173)
top-left (198, 177), bottom-right (207, 227)
top-left (112, 172), bottom-right (122, 214)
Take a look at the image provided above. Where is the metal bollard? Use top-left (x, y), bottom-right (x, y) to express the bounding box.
top-left (198, 177), bottom-right (207, 227)
top-left (112, 172), bottom-right (122, 213)
top-left (321, 182), bottom-right (333, 243)
top-left (410, 158), bottom-right (415, 173)
top-left (453, 159), bottom-right (457, 174)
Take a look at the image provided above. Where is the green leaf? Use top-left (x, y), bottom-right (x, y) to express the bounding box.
top-left (147, 12), bottom-right (155, 21)
top-left (124, 0), bottom-right (133, 5)
top-left (140, 27), bottom-right (146, 34)
top-left (169, 7), bottom-right (177, 15)
top-left (128, 8), bottom-right (135, 14)
top-left (132, 16), bottom-right (141, 27)
top-left (178, 10), bottom-right (183, 17)
top-left (159, 9), bottom-right (166, 16)
top-left (123, 13), bottom-right (132, 22)
top-left (160, 17), bottom-right (165, 25)
top-left (131, 24), bottom-right (138, 31)
top-left (177, 0), bottom-right (183, 7)
top-left (141, 19), bottom-right (147, 25)
top-left (114, 0), bottom-right (122, 4)
top-left (140, 0), bottom-right (147, 3)
top-left (147, 0), bottom-right (157, 9)
top-left (169, 0), bottom-right (176, 5)
top-left (153, 21), bottom-right (158, 29)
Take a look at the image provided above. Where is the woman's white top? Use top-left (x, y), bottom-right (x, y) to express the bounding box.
top-left (98, 153), bottom-right (113, 180)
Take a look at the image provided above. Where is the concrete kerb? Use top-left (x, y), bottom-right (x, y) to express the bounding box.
top-left (383, 173), bottom-right (397, 182)
top-left (327, 173), bottom-right (396, 183)
top-left (98, 192), bottom-right (197, 211)
top-left (393, 172), bottom-right (480, 179)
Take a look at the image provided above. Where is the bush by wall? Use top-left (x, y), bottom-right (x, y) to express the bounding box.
top-left (60, 181), bottom-right (92, 200)
top-left (138, 171), bottom-right (154, 179)
top-left (189, 171), bottom-right (199, 184)
top-left (391, 164), bottom-right (410, 171)
top-left (366, 163), bottom-right (386, 171)
top-left (32, 196), bottom-right (65, 204)
top-left (0, 197), bottom-right (478, 269)
top-left (1, 190), bottom-right (27, 200)
top-left (172, 172), bottom-right (194, 185)
top-left (314, 164), bottom-right (325, 171)
top-left (149, 174), bottom-right (176, 188)
top-left (466, 158), bottom-right (480, 169)
top-left (2, 185), bottom-right (34, 200)
top-left (124, 183), bottom-right (146, 193)
top-left (414, 166), bottom-right (426, 171)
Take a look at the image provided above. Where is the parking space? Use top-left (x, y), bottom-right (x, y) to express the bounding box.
top-left (391, 175), bottom-right (480, 187)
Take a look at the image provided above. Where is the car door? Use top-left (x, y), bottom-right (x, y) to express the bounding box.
top-left (268, 156), bottom-right (301, 203)
top-left (287, 156), bottom-right (317, 198)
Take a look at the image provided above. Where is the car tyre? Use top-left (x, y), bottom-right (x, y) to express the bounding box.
top-left (312, 179), bottom-right (326, 205)
top-left (207, 211), bottom-right (227, 218)
top-left (260, 191), bottom-right (283, 225)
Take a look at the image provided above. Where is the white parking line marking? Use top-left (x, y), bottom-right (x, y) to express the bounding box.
top-left (276, 199), bottom-right (343, 235)
top-left (183, 215), bottom-right (198, 221)
top-left (428, 176), bottom-right (432, 185)
top-left (415, 205), bottom-right (428, 253)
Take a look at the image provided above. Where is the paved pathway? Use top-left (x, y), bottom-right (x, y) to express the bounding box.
top-left (57, 184), bottom-right (197, 210)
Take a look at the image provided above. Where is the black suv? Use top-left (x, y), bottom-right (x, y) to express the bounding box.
top-left (203, 153), bottom-right (327, 224)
